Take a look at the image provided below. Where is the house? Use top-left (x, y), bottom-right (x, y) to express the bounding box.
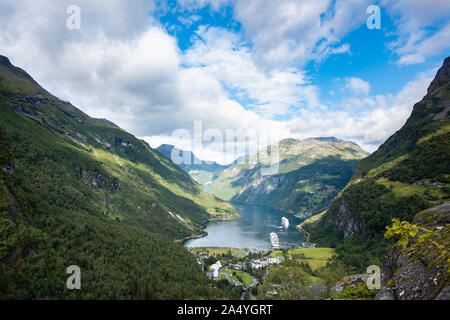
top-left (229, 263), bottom-right (243, 270)
top-left (209, 261), bottom-right (222, 279)
top-left (267, 256), bottom-right (284, 264)
top-left (251, 256), bottom-right (284, 269)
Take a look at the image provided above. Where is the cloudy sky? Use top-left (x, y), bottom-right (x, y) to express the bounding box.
top-left (1, 0), bottom-right (449, 164)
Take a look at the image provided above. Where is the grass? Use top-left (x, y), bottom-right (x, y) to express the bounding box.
top-left (269, 248), bottom-right (335, 271)
top-left (222, 268), bottom-right (253, 287)
top-left (376, 177), bottom-right (449, 206)
top-left (189, 247), bottom-right (250, 259)
top-left (299, 211), bottom-right (326, 228)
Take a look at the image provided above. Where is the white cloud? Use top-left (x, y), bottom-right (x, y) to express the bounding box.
top-left (345, 77), bottom-right (371, 96)
top-left (230, 0), bottom-right (371, 68)
top-left (396, 23), bottom-right (450, 65)
top-left (183, 26), bottom-right (325, 117)
top-left (0, 0), bottom-right (289, 164)
top-left (0, 0), bottom-right (441, 164)
top-left (381, 0), bottom-right (450, 65)
top-left (287, 70), bottom-right (435, 151)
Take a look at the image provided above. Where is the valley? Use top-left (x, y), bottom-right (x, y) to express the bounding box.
top-left (1, 53), bottom-right (449, 301)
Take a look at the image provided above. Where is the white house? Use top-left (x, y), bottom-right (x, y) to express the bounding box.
top-left (251, 256), bottom-right (284, 269)
top-left (210, 261), bottom-right (222, 279)
top-left (268, 257), bottom-right (284, 264)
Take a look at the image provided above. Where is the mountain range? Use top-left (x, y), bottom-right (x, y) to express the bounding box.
top-left (1, 52), bottom-right (449, 300)
top-left (169, 137), bottom-right (369, 217)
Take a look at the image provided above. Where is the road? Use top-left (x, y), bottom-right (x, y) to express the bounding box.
top-left (240, 274), bottom-right (259, 300)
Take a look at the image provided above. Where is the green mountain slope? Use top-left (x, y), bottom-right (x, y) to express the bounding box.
top-left (306, 56), bottom-right (450, 271)
top-left (0, 56), bottom-right (237, 242)
top-left (0, 56), bottom-right (240, 299)
top-left (206, 137), bottom-right (368, 216)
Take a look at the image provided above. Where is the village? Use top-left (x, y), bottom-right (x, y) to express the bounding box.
top-left (187, 247), bottom-right (286, 299)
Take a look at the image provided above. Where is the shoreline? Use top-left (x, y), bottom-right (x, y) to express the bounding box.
top-left (176, 231), bottom-right (208, 244)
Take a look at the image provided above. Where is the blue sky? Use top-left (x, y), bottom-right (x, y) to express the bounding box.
top-left (158, 0), bottom-right (449, 113)
top-left (1, 0), bottom-right (449, 163)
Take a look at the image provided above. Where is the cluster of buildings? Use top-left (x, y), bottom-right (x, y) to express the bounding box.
top-left (250, 256), bottom-right (284, 270)
top-left (202, 255), bottom-right (285, 281)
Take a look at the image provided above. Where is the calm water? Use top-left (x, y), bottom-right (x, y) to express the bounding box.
top-left (184, 204), bottom-right (305, 250)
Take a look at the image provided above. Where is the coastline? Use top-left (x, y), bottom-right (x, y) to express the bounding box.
top-left (176, 231), bottom-right (208, 245)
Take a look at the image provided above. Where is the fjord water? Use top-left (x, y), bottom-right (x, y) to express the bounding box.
top-left (184, 204), bottom-right (305, 250)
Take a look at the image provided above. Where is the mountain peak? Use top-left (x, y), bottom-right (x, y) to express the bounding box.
top-left (312, 137), bottom-right (344, 143)
top-left (279, 138), bottom-right (300, 144)
top-left (0, 55), bottom-right (11, 66)
top-left (427, 55), bottom-right (450, 94)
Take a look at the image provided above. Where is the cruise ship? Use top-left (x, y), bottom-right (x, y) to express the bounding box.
top-left (281, 217), bottom-right (289, 229)
top-left (270, 232), bottom-right (280, 248)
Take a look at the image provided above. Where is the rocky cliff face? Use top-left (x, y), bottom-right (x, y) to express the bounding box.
top-left (325, 197), bottom-right (365, 238)
top-left (376, 201), bottom-right (450, 300)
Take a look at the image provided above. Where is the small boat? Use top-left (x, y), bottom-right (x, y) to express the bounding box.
top-left (270, 232), bottom-right (280, 248)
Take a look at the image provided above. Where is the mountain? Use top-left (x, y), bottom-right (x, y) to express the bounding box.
top-left (204, 137), bottom-right (368, 216)
top-left (156, 144), bottom-right (230, 186)
top-left (0, 56), bottom-right (237, 241)
top-left (0, 56), bottom-right (240, 299)
top-left (305, 56), bottom-right (450, 272)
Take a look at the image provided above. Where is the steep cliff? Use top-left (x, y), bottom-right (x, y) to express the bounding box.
top-left (306, 56), bottom-right (450, 271)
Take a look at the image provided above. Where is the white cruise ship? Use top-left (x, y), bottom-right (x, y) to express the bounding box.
top-left (281, 217), bottom-right (289, 229)
top-left (270, 232), bottom-right (280, 248)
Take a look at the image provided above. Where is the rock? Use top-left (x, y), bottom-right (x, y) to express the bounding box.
top-left (331, 274), bottom-right (369, 293)
top-left (332, 197), bottom-right (365, 238)
top-left (394, 262), bottom-right (434, 300)
top-left (375, 287), bottom-right (395, 300)
top-left (309, 283), bottom-right (327, 296)
top-left (435, 286), bottom-right (450, 300)
top-left (344, 274), bottom-right (369, 286)
top-left (380, 201), bottom-right (450, 300)
top-left (331, 282), bottom-right (344, 293)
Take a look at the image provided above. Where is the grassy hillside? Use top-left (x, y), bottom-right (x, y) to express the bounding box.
top-left (0, 55), bottom-right (241, 299)
top-left (0, 56), bottom-right (237, 241)
top-left (206, 137), bottom-right (368, 216)
top-left (306, 56), bottom-right (450, 272)
top-left (0, 129), bottom-right (240, 299)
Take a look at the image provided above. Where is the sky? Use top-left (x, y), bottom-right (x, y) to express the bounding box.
top-left (0, 0), bottom-right (449, 164)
